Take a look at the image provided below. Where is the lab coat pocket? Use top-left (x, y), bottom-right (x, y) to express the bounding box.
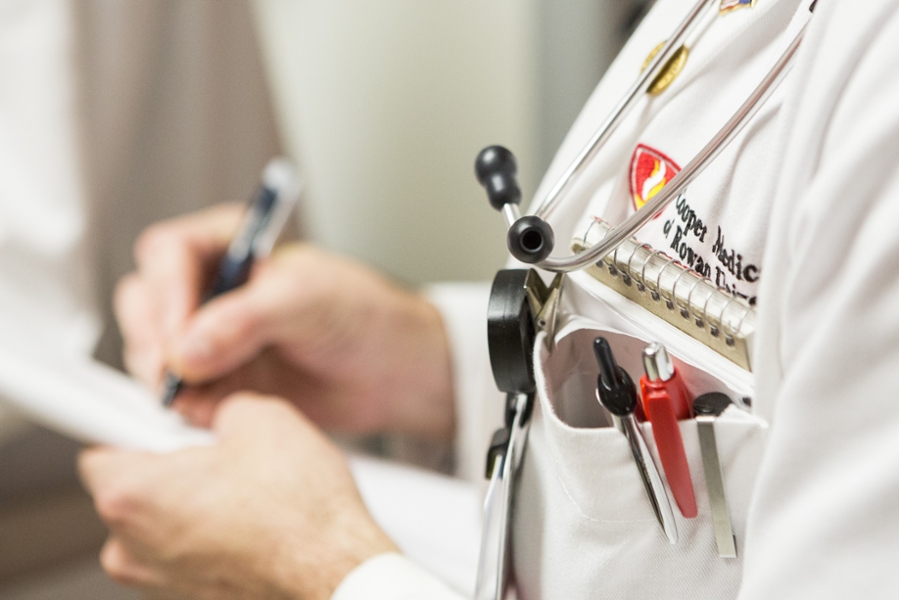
top-left (511, 319), bottom-right (767, 600)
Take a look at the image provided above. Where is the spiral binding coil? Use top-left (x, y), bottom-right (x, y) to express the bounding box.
top-left (572, 217), bottom-right (756, 371)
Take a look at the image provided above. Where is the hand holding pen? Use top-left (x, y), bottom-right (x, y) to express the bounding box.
top-left (160, 159), bottom-right (302, 406)
top-left (115, 161), bottom-right (457, 438)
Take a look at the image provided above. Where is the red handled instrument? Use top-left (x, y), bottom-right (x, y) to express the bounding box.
top-left (639, 343), bottom-right (697, 519)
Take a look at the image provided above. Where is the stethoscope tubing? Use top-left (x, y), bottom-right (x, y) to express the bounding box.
top-left (536, 22), bottom-right (806, 273)
top-left (534, 0), bottom-right (717, 222)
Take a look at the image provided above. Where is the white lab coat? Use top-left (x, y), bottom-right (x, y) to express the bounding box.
top-left (5, 0), bottom-right (899, 597)
top-left (0, 0), bottom-right (98, 442)
top-left (334, 0), bottom-right (899, 598)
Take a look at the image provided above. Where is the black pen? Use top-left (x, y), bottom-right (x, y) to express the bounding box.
top-left (160, 158), bottom-right (301, 406)
top-left (594, 337), bottom-right (678, 544)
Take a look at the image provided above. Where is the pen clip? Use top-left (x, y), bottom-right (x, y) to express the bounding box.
top-left (694, 392), bottom-right (738, 558)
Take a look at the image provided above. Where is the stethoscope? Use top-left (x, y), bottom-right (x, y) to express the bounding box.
top-left (472, 1), bottom-right (814, 598)
top-left (476, 0), bottom-right (810, 273)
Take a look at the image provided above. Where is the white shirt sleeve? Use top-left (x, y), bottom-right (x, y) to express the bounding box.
top-left (427, 282), bottom-right (506, 484)
top-left (332, 553), bottom-right (466, 600)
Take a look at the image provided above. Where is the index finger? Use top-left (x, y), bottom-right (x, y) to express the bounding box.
top-left (134, 203), bottom-right (245, 338)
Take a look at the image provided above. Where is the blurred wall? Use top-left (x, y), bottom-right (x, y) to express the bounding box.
top-left (252, 0), bottom-right (650, 285)
top-left (535, 0), bottom-right (654, 171)
top-left (252, 0), bottom-right (534, 284)
top-left (76, 0), bottom-right (283, 366)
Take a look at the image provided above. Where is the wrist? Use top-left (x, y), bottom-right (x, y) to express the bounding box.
top-left (384, 291), bottom-right (456, 442)
top-left (275, 510), bottom-right (399, 600)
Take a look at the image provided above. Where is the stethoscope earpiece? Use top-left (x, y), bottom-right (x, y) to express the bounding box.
top-left (474, 1), bottom-right (806, 274)
top-left (476, 145), bottom-right (555, 264)
top-left (475, 145), bottom-right (520, 210)
top-left (507, 214), bottom-right (554, 264)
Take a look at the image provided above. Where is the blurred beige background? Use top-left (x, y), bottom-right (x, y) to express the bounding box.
top-left (0, 0), bottom-right (650, 597)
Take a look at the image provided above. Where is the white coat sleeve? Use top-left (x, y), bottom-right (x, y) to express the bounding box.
top-left (741, 1), bottom-right (899, 597)
top-left (332, 553), bottom-right (466, 600)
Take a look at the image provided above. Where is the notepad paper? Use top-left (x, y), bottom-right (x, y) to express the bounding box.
top-left (0, 338), bottom-right (213, 453)
top-left (572, 217), bottom-right (756, 371)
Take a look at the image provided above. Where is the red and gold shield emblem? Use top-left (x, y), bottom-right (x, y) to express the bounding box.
top-left (629, 144), bottom-right (681, 211)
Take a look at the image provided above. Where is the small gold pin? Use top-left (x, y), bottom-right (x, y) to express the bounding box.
top-left (719, 0), bottom-right (758, 15)
top-left (641, 42), bottom-right (690, 96)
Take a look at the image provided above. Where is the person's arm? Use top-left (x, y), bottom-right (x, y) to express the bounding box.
top-left (90, 206), bottom-right (480, 598)
top-left (740, 2), bottom-right (899, 596)
top-left (79, 394), bottom-right (467, 600)
top-left (79, 394), bottom-right (396, 599)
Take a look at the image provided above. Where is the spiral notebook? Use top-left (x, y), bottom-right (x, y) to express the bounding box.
top-left (572, 218), bottom-right (756, 371)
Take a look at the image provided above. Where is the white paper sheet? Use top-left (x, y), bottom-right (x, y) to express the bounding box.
top-left (0, 339), bottom-right (213, 453)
